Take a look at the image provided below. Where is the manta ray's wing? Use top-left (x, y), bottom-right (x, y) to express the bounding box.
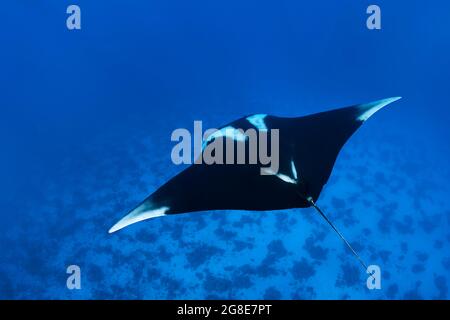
top-left (268, 97), bottom-right (401, 202)
top-left (266, 97), bottom-right (401, 274)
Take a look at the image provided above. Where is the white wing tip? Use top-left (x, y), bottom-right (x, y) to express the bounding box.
top-left (357, 96), bottom-right (402, 121)
top-left (108, 206), bottom-right (169, 234)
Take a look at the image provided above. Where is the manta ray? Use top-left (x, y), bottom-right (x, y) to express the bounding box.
top-left (109, 97), bottom-right (401, 273)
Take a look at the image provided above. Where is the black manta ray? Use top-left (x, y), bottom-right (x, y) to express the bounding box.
top-left (109, 97), bottom-right (401, 272)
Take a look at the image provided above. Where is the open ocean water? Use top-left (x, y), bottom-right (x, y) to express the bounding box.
top-left (1, 1), bottom-right (449, 299)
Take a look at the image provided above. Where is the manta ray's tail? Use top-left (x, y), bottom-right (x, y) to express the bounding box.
top-left (305, 196), bottom-right (373, 278)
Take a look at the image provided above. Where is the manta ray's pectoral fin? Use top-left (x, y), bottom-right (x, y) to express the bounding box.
top-left (109, 201), bottom-right (169, 233)
top-left (287, 96), bottom-right (402, 204)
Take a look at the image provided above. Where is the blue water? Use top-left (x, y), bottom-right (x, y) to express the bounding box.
top-left (1, 1), bottom-right (449, 299)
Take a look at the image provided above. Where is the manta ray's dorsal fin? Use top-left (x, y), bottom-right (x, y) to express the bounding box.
top-left (303, 196), bottom-right (374, 278)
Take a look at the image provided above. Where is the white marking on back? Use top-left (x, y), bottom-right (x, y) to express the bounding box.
top-left (276, 173), bottom-right (297, 184)
top-left (246, 114), bottom-right (268, 130)
top-left (290, 160), bottom-right (298, 180)
top-left (202, 126), bottom-right (247, 150)
top-left (261, 166), bottom-right (297, 185)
